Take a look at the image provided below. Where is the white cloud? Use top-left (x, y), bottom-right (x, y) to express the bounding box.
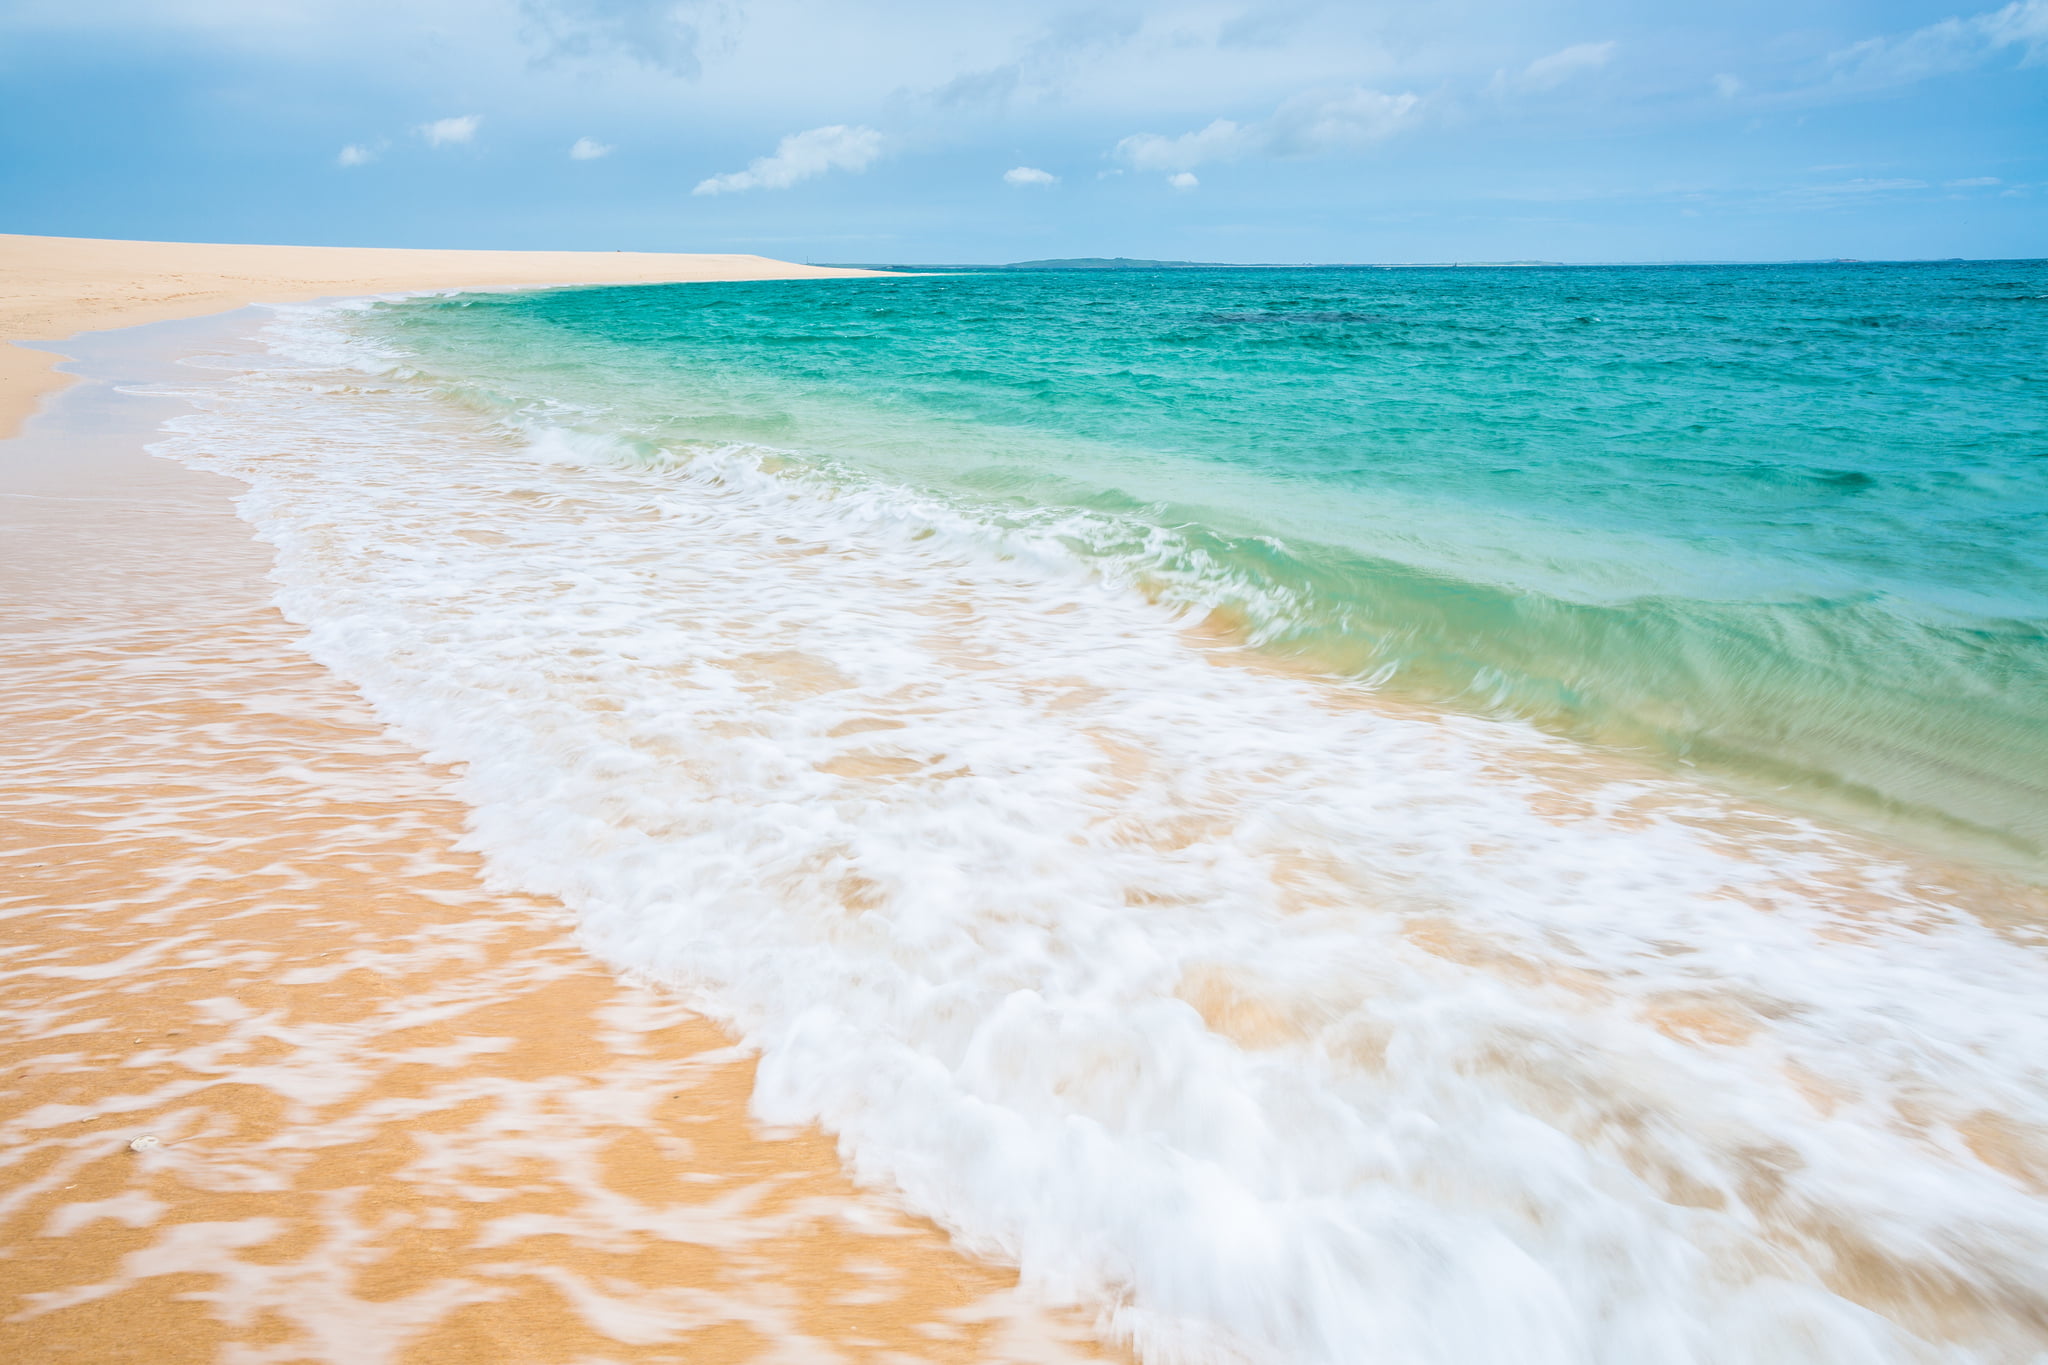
top-left (336, 142), bottom-right (376, 166)
top-left (1003, 165), bottom-right (1058, 185)
top-left (1713, 73), bottom-right (1744, 98)
top-left (420, 114), bottom-right (480, 146)
top-left (1115, 85), bottom-right (1419, 174)
top-left (1826, 0), bottom-right (2048, 90)
top-left (1167, 171), bottom-right (1198, 190)
top-left (1796, 177), bottom-right (1930, 196)
top-left (923, 9), bottom-right (1143, 110)
top-left (1265, 85), bottom-right (1420, 155)
top-left (521, 0), bottom-right (727, 79)
top-left (1517, 41), bottom-right (1617, 92)
top-left (1945, 175), bottom-right (2003, 186)
top-left (693, 124), bottom-right (882, 195)
top-left (570, 136), bottom-right (613, 159)
top-left (1119, 119), bottom-right (1248, 172)
top-left (1983, 0), bottom-right (2048, 55)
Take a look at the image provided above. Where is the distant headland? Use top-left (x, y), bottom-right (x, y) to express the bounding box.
top-left (814, 256), bottom-right (1961, 272)
top-left (823, 256), bottom-right (1569, 271)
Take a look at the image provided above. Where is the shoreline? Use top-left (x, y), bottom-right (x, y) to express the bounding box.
top-left (0, 256), bottom-right (1116, 1360)
top-left (8, 237), bottom-right (2047, 1362)
top-left (0, 232), bottom-right (884, 439)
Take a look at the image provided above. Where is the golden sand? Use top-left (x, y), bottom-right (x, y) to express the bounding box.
top-left (0, 237), bottom-right (1118, 1362)
top-left (0, 233), bottom-right (881, 441)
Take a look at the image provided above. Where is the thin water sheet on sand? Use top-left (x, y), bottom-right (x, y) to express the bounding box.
top-left (126, 297), bottom-right (2048, 1365)
top-left (0, 319), bottom-right (1118, 1364)
top-left (10, 298), bottom-right (2048, 1365)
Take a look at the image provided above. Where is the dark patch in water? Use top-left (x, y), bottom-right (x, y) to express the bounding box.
top-left (1198, 310), bottom-right (1390, 325)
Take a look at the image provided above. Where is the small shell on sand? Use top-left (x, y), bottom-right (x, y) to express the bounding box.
top-left (127, 1135), bottom-right (160, 1152)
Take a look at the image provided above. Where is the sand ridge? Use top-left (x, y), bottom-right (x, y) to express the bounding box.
top-left (0, 233), bottom-right (883, 439)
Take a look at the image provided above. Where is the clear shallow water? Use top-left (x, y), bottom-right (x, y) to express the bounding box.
top-left (138, 277), bottom-right (2048, 1365)
top-left (374, 263), bottom-right (2048, 870)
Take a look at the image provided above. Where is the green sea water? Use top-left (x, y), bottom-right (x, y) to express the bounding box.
top-left (364, 262), bottom-right (2048, 871)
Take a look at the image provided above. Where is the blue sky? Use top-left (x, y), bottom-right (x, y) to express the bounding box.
top-left (1, 0), bottom-right (2042, 262)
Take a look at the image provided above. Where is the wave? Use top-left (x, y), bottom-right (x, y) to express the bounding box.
top-left (358, 279), bottom-right (2048, 878)
top-left (138, 299), bottom-right (2048, 1364)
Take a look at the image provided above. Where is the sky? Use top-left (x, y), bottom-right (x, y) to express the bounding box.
top-left (1, 0), bottom-right (2042, 262)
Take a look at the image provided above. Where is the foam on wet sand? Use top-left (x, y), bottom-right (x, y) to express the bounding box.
top-left (0, 243), bottom-right (1113, 1364)
top-left (6, 237), bottom-right (2048, 1365)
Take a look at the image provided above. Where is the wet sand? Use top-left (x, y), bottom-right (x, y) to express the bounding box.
top-left (13, 237), bottom-right (2045, 1364)
top-left (0, 252), bottom-right (1119, 1361)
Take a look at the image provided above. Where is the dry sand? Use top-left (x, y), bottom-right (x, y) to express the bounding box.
top-left (0, 236), bottom-right (1119, 1362)
top-left (0, 233), bottom-right (881, 441)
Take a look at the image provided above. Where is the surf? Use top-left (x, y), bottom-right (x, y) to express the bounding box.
top-left (132, 281), bottom-right (2048, 1364)
top-left (364, 263), bottom-right (2048, 874)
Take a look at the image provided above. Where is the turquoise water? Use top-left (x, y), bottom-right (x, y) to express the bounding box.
top-left (368, 263), bottom-right (2048, 870)
top-left (155, 270), bottom-right (2048, 1362)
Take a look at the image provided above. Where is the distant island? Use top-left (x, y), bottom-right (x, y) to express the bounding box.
top-left (1005, 258), bottom-right (1234, 270)
top-left (821, 257), bottom-right (1570, 272)
top-left (817, 257), bottom-right (1941, 272)
top-left (815, 257), bottom-right (1240, 272)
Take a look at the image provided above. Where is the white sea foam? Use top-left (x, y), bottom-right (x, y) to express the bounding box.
top-left (143, 301), bottom-right (2048, 1364)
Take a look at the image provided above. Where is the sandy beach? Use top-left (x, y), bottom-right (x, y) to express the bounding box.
top-left (10, 0), bottom-right (2043, 1350)
top-left (0, 233), bottom-right (887, 440)
top-left (0, 236), bottom-right (1116, 1363)
top-left (8, 233), bottom-right (2048, 1365)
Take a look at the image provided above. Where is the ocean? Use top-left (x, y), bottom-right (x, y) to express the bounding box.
top-left (147, 263), bottom-right (2048, 1364)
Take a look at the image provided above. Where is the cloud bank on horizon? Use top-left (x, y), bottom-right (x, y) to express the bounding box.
top-left (0, 0), bottom-right (2041, 261)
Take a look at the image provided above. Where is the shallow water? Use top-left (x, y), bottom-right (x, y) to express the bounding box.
top-left (116, 283), bottom-right (2048, 1365)
top-left (0, 318), bottom-right (1114, 1364)
top-left (373, 263), bottom-right (2048, 873)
